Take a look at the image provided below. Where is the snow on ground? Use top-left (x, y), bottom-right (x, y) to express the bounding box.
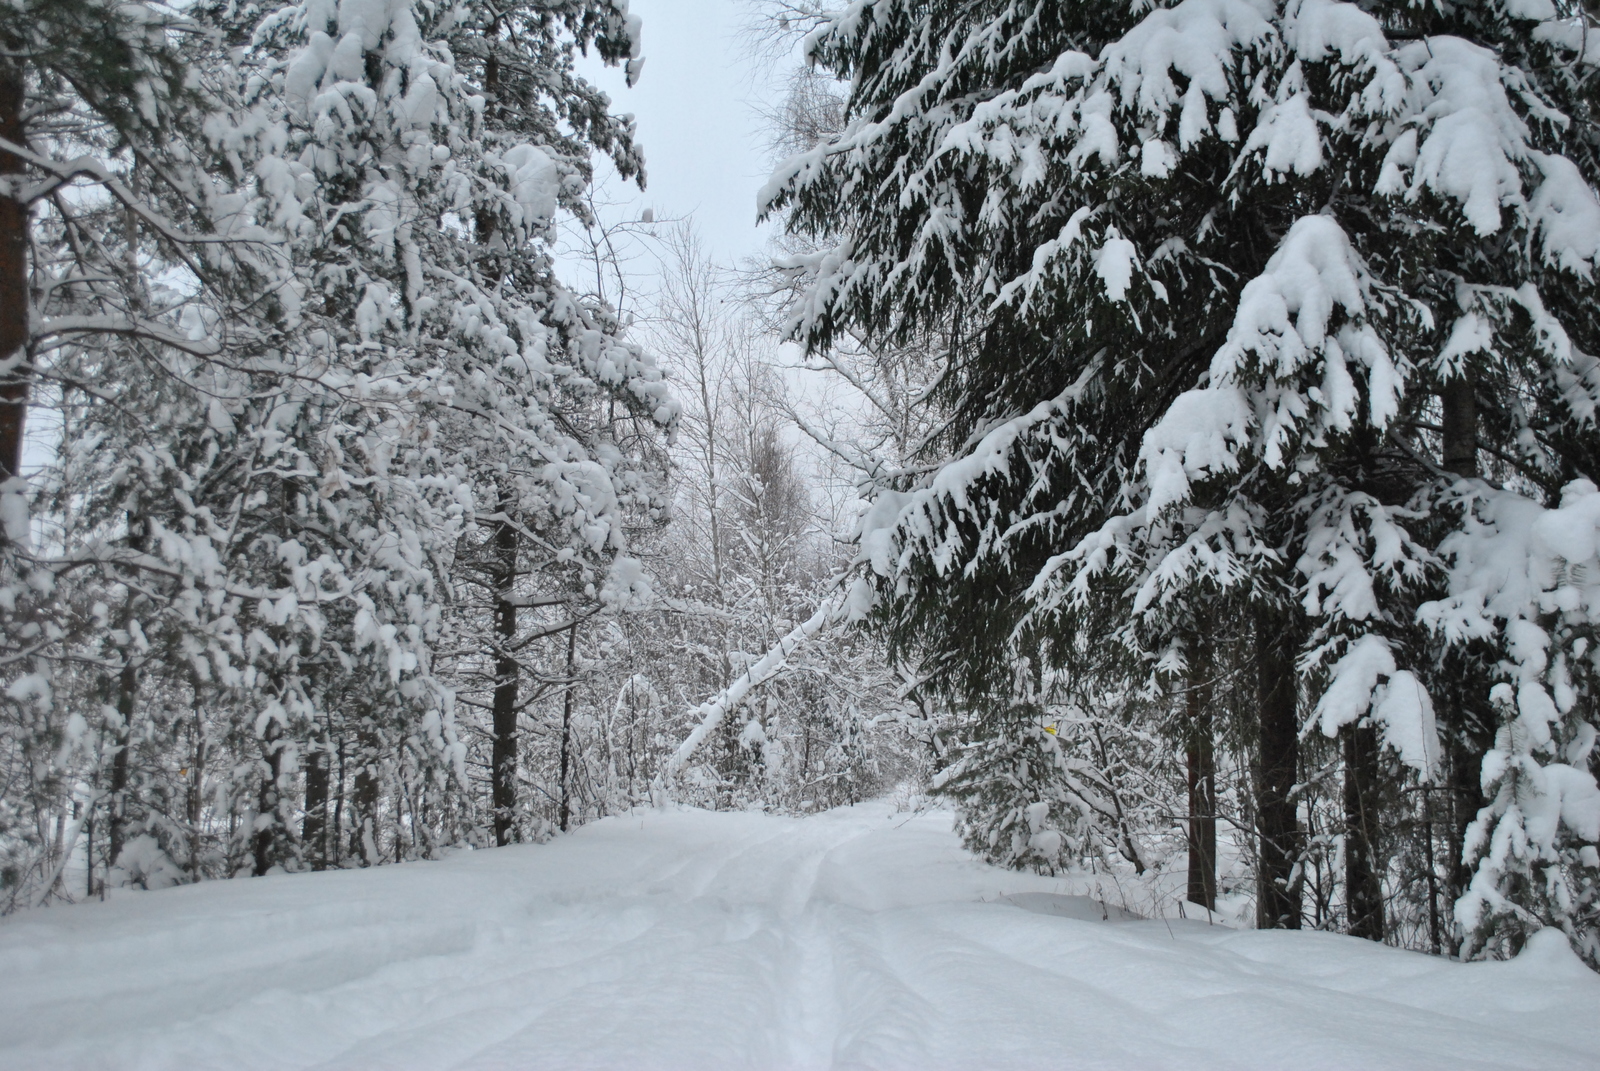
top-left (2, 802), bottom-right (1596, 1070)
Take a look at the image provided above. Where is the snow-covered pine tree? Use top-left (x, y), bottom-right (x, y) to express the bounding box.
top-left (0, 0), bottom-right (304, 900)
top-left (764, 0), bottom-right (1600, 959)
top-left (230, 0), bottom-right (674, 855)
top-left (2, 0), bottom-right (674, 900)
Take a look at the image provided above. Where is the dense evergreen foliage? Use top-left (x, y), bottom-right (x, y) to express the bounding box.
top-left (0, 0), bottom-right (912, 907)
top-left (6, 0), bottom-right (1600, 983)
top-left (764, 0), bottom-right (1600, 964)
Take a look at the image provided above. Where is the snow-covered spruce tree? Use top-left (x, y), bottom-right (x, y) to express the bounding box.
top-left (930, 653), bottom-right (1168, 878)
top-left (764, 0), bottom-right (1600, 957)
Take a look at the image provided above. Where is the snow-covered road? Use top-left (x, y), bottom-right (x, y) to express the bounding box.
top-left (2, 802), bottom-right (1596, 1070)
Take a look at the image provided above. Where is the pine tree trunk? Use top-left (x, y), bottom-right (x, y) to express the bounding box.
top-left (1439, 372), bottom-right (1485, 950)
top-left (1186, 641), bottom-right (1217, 912)
top-left (108, 511), bottom-right (146, 874)
top-left (1254, 606), bottom-right (1302, 930)
top-left (1440, 374), bottom-right (1477, 480)
top-left (352, 716), bottom-right (380, 865)
top-left (186, 696), bottom-right (205, 880)
top-left (559, 621), bottom-right (578, 833)
top-left (302, 737), bottom-right (329, 870)
top-left (392, 783), bottom-right (404, 863)
top-left (1343, 723), bottom-right (1385, 940)
top-left (0, 54), bottom-right (28, 491)
top-left (106, 660), bottom-right (136, 873)
top-left (82, 796), bottom-right (95, 898)
top-left (251, 720), bottom-right (283, 876)
top-left (333, 735), bottom-right (346, 864)
top-left (490, 501), bottom-right (519, 847)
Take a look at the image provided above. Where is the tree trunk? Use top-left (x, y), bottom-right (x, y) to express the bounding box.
top-left (1343, 723), bottom-right (1385, 940)
top-left (393, 783), bottom-right (405, 863)
top-left (352, 717), bottom-right (380, 865)
top-left (106, 660), bottom-right (137, 873)
top-left (1439, 372), bottom-right (1485, 951)
top-left (1423, 782), bottom-right (1441, 954)
top-left (490, 499), bottom-right (519, 847)
top-left (251, 720), bottom-right (283, 877)
top-left (1255, 606), bottom-right (1302, 930)
top-left (1186, 640), bottom-right (1217, 912)
top-left (1440, 373), bottom-right (1477, 480)
top-left (302, 737), bottom-right (330, 870)
top-left (0, 55), bottom-right (28, 491)
top-left (107, 510), bottom-right (147, 874)
top-left (333, 734), bottom-right (346, 866)
top-left (559, 621), bottom-right (579, 833)
top-left (83, 797), bottom-right (95, 898)
top-left (1444, 708), bottom-right (1490, 946)
top-left (186, 694), bottom-right (206, 880)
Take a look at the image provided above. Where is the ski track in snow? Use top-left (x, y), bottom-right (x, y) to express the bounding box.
top-left (2, 803), bottom-right (1597, 1070)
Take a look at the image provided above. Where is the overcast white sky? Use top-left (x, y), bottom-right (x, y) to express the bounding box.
top-left (576, 2), bottom-right (853, 514)
top-left (578, 0), bottom-right (789, 265)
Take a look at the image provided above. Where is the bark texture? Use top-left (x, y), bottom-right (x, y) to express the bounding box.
top-left (352, 716), bottom-right (380, 865)
top-left (1439, 373), bottom-right (1486, 952)
top-left (0, 55), bottom-right (28, 487)
top-left (1255, 607), bottom-right (1302, 930)
top-left (251, 721), bottom-right (283, 877)
top-left (491, 503), bottom-right (519, 846)
top-left (303, 739), bottom-right (330, 869)
top-left (559, 621), bottom-right (578, 833)
top-left (1343, 723), bottom-right (1385, 941)
top-left (1186, 641), bottom-right (1217, 912)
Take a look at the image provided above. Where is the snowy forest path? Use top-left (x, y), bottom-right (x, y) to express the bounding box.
top-left (1, 802), bottom-right (1597, 1070)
